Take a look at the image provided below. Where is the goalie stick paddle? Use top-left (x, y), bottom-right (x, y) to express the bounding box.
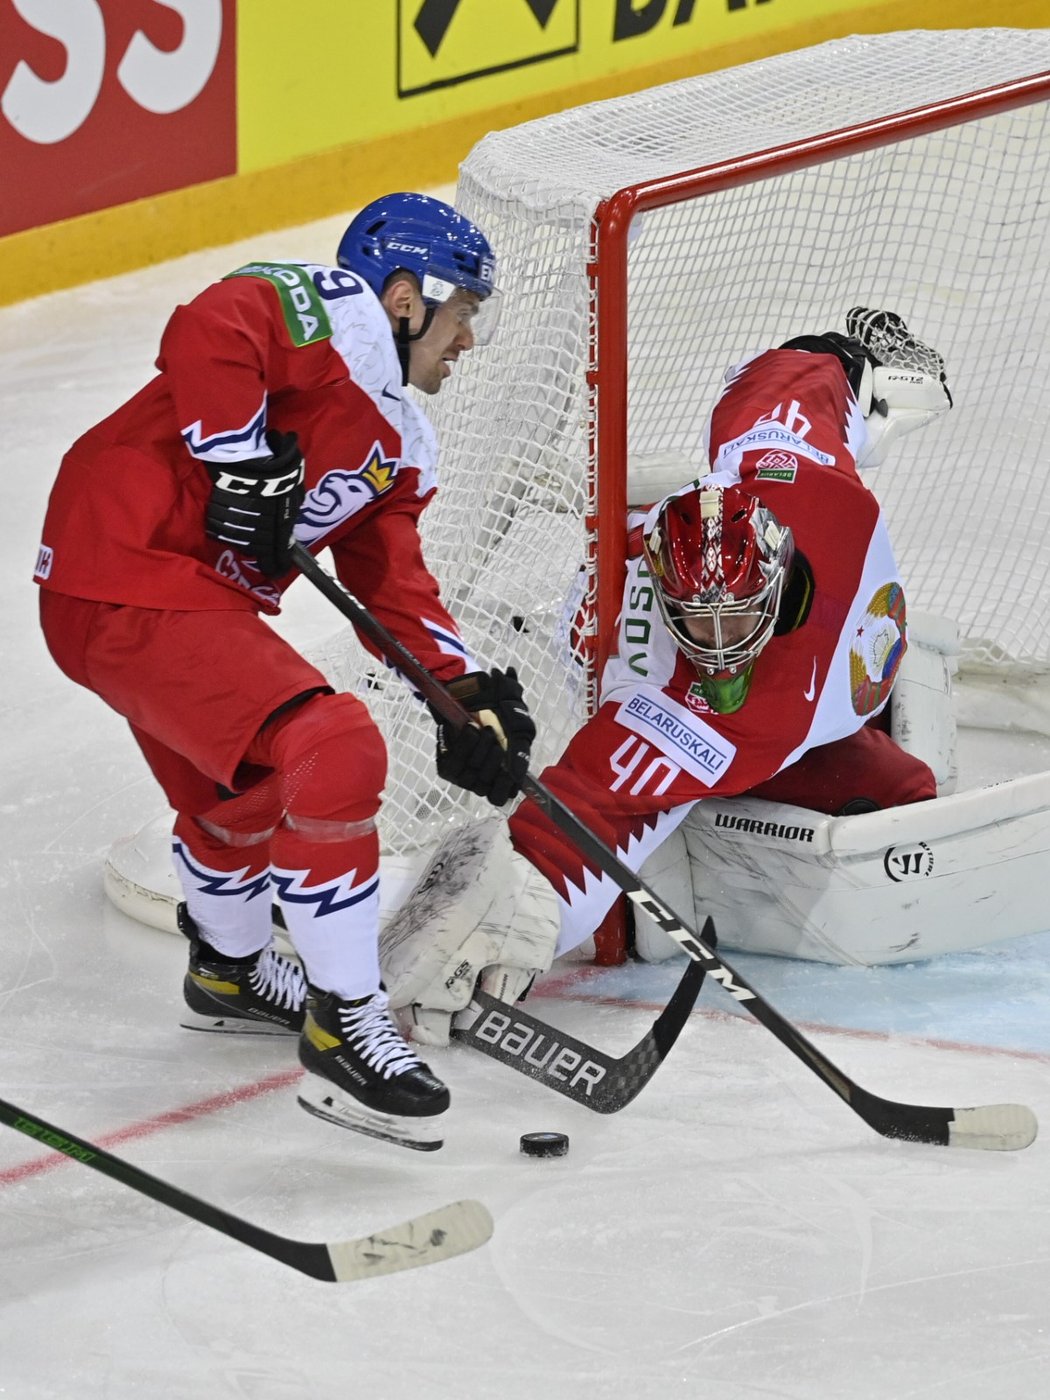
top-left (0, 1096), bottom-right (493, 1281)
top-left (452, 934), bottom-right (710, 1113)
top-left (290, 543), bottom-right (1038, 1153)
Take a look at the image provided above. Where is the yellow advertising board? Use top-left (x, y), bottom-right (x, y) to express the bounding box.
top-left (2, 0), bottom-right (1046, 303)
top-left (243, 0), bottom-right (977, 171)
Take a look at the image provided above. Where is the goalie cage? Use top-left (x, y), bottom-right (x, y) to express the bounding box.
top-left (110, 29), bottom-right (1050, 964)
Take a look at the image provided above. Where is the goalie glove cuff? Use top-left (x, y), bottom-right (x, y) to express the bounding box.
top-left (858, 366), bottom-right (953, 468)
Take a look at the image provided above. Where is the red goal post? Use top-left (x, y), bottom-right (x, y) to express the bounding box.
top-left (588, 63), bottom-right (1050, 684)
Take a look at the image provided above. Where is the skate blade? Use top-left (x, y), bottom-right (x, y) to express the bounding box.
top-left (180, 1009), bottom-right (299, 1036)
top-left (296, 1073), bottom-right (444, 1152)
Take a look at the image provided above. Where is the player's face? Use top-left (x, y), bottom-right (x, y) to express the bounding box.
top-left (681, 608), bottom-right (763, 652)
top-left (407, 290), bottom-right (480, 395)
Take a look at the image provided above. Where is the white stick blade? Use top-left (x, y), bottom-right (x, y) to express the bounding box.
top-left (948, 1104), bottom-right (1038, 1152)
top-left (326, 1199), bottom-right (494, 1281)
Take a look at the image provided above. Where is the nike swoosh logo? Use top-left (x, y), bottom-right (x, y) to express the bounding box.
top-left (381, 386), bottom-right (401, 403)
top-left (803, 657), bottom-right (818, 702)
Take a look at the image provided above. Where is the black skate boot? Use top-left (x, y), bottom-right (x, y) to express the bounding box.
top-left (179, 903), bottom-right (306, 1035)
top-left (297, 987), bottom-right (450, 1151)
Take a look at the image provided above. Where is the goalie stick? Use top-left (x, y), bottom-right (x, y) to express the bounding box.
top-left (452, 932), bottom-right (710, 1112)
top-left (290, 543), bottom-right (1038, 1153)
top-left (0, 1095), bottom-right (493, 1282)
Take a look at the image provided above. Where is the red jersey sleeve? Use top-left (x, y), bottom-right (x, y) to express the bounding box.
top-left (329, 480), bottom-right (477, 685)
top-left (157, 276), bottom-right (324, 466)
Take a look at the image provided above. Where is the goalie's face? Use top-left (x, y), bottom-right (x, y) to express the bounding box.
top-left (643, 483), bottom-right (793, 713)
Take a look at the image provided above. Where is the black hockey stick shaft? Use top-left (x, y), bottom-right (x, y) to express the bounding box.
top-left (0, 1096), bottom-right (494, 1279)
top-left (291, 543), bottom-right (1036, 1151)
top-left (0, 1095), bottom-right (338, 1277)
top-left (454, 934), bottom-right (710, 1113)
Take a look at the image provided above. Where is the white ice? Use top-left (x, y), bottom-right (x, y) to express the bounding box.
top-left (3, 204), bottom-right (1050, 1400)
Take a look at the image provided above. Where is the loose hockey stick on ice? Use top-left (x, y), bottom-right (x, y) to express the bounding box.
top-left (0, 1096), bottom-right (493, 1281)
top-left (291, 543), bottom-right (1037, 1153)
top-left (453, 938), bottom-right (710, 1112)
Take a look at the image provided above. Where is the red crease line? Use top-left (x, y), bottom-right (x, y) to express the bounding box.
top-left (0, 1066), bottom-right (303, 1187)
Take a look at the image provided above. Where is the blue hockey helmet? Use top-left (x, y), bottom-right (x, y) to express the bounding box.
top-left (337, 192), bottom-right (500, 343)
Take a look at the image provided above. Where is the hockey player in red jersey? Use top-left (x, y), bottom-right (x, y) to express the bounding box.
top-left (380, 312), bottom-right (954, 1043)
top-left (34, 192), bottom-right (535, 1151)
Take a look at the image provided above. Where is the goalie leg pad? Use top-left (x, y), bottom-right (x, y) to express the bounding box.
top-left (380, 817), bottom-right (560, 1047)
top-left (682, 773), bottom-right (1050, 965)
top-left (891, 610), bottom-right (959, 793)
top-left (632, 826), bottom-right (696, 964)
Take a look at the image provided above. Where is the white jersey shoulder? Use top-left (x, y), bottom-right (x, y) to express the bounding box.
top-left (296, 262), bottom-right (439, 488)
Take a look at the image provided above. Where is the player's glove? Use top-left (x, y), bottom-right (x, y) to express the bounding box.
top-left (430, 668), bottom-right (536, 807)
top-left (203, 429), bottom-right (305, 578)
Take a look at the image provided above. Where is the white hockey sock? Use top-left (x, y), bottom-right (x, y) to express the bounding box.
top-left (267, 817), bottom-right (384, 998)
top-left (173, 839), bottom-right (275, 958)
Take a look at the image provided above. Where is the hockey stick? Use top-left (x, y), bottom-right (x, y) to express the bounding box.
top-left (452, 935), bottom-right (710, 1113)
top-left (0, 1095), bottom-right (493, 1281)
top-left (291, 542), bottom-right (1037, 1153)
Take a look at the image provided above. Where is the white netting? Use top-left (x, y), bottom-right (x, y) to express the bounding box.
top-left (315, 29), bottom-right (1050, 856)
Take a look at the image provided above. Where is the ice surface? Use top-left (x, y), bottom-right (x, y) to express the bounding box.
top-left (2, 207), bottom-right (1050, 1400)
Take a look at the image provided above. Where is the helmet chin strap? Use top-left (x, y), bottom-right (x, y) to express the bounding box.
top-left (696, 664), bottom-right (756, 715)
top-left (395, 308), bottom-right (437, 385)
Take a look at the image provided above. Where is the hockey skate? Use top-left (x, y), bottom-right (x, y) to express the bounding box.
top-left (297, 988), bottom-right (450, 1151)
top-left (179, 903), bottom-right (306, 1035)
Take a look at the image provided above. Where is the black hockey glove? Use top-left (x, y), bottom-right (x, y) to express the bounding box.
top-left (203, 429), bottom-right (305, 578)
top-left (431, 667), bottom-right (536, 807)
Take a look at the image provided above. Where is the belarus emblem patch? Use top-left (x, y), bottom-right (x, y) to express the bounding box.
top-left (849, 581), bottom-right (907, 715)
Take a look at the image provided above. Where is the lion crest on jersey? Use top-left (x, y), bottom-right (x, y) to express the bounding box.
top-left (295, 443), bottom-right (399, 545)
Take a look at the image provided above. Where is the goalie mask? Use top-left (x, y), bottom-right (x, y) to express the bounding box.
top-left (643, 483), bottom-right (794, 714)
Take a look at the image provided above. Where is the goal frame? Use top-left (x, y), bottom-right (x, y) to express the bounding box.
top-left (585, 67), bottom-right (1050, 962)
top-left (588, 67), bottom-right (1050, 684)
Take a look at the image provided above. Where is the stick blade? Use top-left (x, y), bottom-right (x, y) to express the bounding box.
top-left (324, 1198), bottom-right (494, 1282)
top-left (948, 1104), bottom-right (1038, 1152)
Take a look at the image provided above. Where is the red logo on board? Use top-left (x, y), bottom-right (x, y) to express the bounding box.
top-left (0, 0), bottom-right (236, 237)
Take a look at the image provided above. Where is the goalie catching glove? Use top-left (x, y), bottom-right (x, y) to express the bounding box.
top-left (203, 429), bottom-right (305, 578)
top-left (782, 308), bottom-right (952, 469)
top-left (431, 667), bottom-right (536, 807)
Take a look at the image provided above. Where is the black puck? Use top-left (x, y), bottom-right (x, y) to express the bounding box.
top-left (520, 1131), bottom-right (569, 1158)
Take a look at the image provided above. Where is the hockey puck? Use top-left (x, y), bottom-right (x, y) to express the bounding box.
top-left (519, 1131), bottom-right (569, 1158)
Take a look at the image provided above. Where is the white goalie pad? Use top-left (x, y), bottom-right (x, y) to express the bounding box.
top-left (632, 826), bottom-right (695, 964)
top-left (632, 611), bottom-right (962, 962)
top-left (890, 610), bottom-right (959, 793)
top-left (673, 773), bottom-right (1050, 965)
top-left (104, 813), bottom-right (185, 936)
top-left (379, 816), bottom-right (561, 1046)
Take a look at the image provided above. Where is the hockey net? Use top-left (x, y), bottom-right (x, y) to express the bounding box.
top-left (310, 30), bottom-right (1050, 879)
